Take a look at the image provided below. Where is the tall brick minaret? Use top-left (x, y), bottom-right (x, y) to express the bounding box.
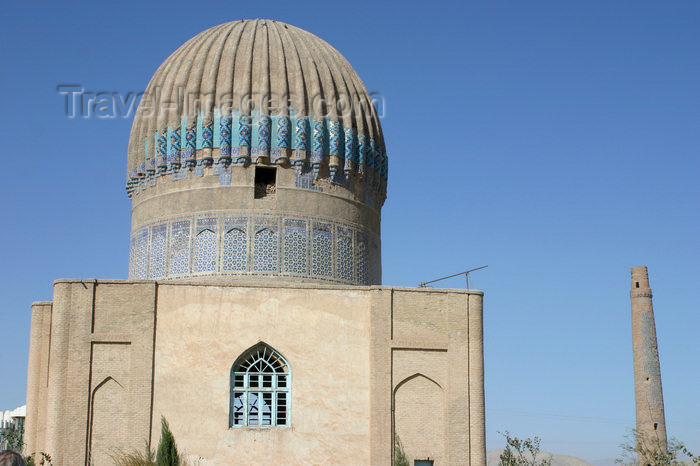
top-left (630, 266), bottom-right (667, 462)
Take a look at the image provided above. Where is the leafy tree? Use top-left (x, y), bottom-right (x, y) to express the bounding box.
top-left (0, 422), bottom-right (24, 451)
top-left (0, 421), bottom-right (53, 465)
top-left (498, 431), bottom-right (552, 466)
top-left (25, 452), bottom-right (53, 466)
top-left (156, 417), bottom-right (179, 466)
top-left (615, 428), bottom-right (699, 465)
top-left (393, 434), bottom-right (409, 466)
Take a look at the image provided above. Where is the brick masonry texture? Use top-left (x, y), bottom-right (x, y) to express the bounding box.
top-left (25, 280), bottom-right (485, 465)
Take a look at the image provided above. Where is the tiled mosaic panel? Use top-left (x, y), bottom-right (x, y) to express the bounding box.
top-left (253, 226), bottom-right (279, 273)
top-left (194, 228), bottom-right (217, 273)
top-left (169, 220), bottom-right (191, 276)
top-left (222, 225), bottom-right (248, 272)
top-left (283, 219), bottom-right (307, 275)
top-left (129, 214), bottom-right (379, 284)
top-left (138, 113), bottom-right (386, 179)
top-left (128, 236), bottom-right (136, 279)
top-left (134, 229), bottom-right (149, 279)
top-left (336, 226), bottom-right (354, 282)
top-left (148, 224), bottom-right (168, 279)
top-left (370, 240), bottom-right (380, 285)
top-left (356, 235), bottom-right (370, 285)
top-left (294, 169), bottom-right (321, 191)
top-left (312, 223), bottom-right (333, 277)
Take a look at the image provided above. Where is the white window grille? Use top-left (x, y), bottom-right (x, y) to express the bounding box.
top-left (230, 343), bottom-right (290, 428)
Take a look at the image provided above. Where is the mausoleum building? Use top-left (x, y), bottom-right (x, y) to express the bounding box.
top-left (24, 19), bottom-right (486, 465)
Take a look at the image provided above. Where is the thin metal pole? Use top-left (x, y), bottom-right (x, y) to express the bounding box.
top-left (418, 265), bottom-right (488, 288)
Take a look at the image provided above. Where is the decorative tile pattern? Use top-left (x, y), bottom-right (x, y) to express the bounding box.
top-left (128, 213), bottom-right (379, 285)
top-left (239, 115), bottom-right (251, 146)
top-left (356, 233), bottom-right (369, 285)
top-left (158, 132), bottom-right (168, 166)
top-left (370, 239), bottom-right (380, 285)
top-left (311, 120), bottom-right (324, 163)
top-left (358, 135), bottom-right (368, 172)
top-left (328, 121), bottom-right (341, 156)
top-left (253, 224), bottom-right (278, 273)
top-left (128, 107), bottom-right (388, 205)
top-left (294, 169), bottom-right (321, 191)
top-left (148, 224), bottom-right (168, 279)
top-left (258, 116), bottom-right (271, 154)
top-left (169, 128), bottom-right (181, 164)
top-left (277, 116), bottom-right (291, 148)
top-left (220, 166), bottom-right (231, 186)
top-left (336, 226), bottom-right (354, 281)
top-left (172, 168), bottom-right (187, 180)
top-left (344, 127), bottom-right (356, 172)
top-left (168, 220), bottom-right (191, 276)
top-left (194, 218), bottom-right (218, 273)
top-left (220, 115), bottom-right (232, 156)
top-left (129, 121), bottom-right (387, 211)
top-left (184, 123), bottom-right (196, 160)
top-left (294, 118), bottom-right (308, 151)
top-left (312, 222), bottom-right (333, 277)
top-left (222, 217), bottom-right (248, 272)
top-left (283, 219), bottom-right (307, 275)
top-left (128, 235), bottom-right (136, 278)
top-left (134, 228), bottom-right (149, 279)
top-left (202, 122), bottom-right (214, 148)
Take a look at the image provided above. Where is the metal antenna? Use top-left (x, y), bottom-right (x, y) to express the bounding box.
top-left (418, 265), bottom-right (488, 289)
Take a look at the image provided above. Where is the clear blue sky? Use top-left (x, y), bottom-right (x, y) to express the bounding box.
top-left (1, 0), bottom-right (698, 462)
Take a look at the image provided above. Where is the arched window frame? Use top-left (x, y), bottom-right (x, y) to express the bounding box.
top-left (229, 342), bottom-right (291, 428)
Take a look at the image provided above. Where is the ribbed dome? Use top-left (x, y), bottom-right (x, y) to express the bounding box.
top-left (127, 19), bottom-right (386, 197)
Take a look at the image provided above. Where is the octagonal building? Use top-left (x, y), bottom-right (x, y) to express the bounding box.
top-left (24, 20), bottom-right (485, 466)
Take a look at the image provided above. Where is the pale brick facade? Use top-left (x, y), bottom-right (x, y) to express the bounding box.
top-left (25, 281), bottom-right (485, 465)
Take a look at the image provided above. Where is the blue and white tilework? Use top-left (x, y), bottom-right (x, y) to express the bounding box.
top-left (283, 219), bottom-right (307, 275)
top-left (239, 115), bottom-right (251, 146)
top-left (294, 169), bottom-right (321, 191)
top-left (222, 217), bottom-right (248, 272)
top-left (220, 115), bottom-right (232, 157)
top-left (202, 122), bottom-right (214, 148)
top-left (294, 118), bottom-right (308, 152)
top-left (193, 218), bottom-right (218, 273)
top-left (148, 224), bottom-right (168, 279)
top-left (128, 110), bottom-right (387, 210)
top-left (356, 232), bottom-right (369, 285)
top-left (312, 222), bottom-right (333, 278)
top-left (129, 212), bottom-right (378, 285)
top-left (336, 226), bottom-right (354, 282)
top-left (184, 123), bottom-right (196, 161)
top-left (168, 220), bottom-right (191, 276)
top-left (253, 219), bottom-right (278, 273)
top-left (277, 116), bottom-right (291, 148)
top-left (134, 228), bottom-right (149, 279)
top-left (257, 115), bottom-right (271, 156)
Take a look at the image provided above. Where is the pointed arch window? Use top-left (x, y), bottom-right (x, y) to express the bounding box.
top-left (230, 343), bottom-right (290, 428)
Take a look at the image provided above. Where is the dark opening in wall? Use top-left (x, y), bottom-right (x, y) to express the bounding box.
top-left (255, 166), bottom-right (277, 199)
top-left (654, 423), bottom-right (658, 430)
top-left (636, 282), bottom-right (640, 288)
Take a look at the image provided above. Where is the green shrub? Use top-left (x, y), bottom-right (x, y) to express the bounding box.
top-left (156, 417), bottom-right (179, 466)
